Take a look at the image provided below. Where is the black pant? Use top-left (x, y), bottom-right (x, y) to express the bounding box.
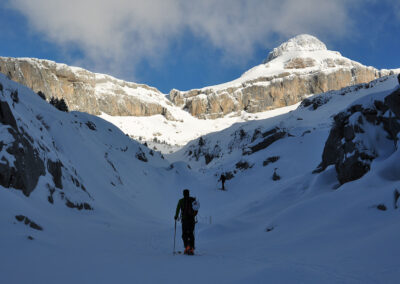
top-left (181, 219), bottom-right (195, 249)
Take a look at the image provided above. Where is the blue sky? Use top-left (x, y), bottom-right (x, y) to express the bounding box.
top-left (0, 0), bottom-right (399, 94)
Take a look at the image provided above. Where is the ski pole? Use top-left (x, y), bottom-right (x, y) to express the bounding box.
top-left (173, 219), bottom-right (177, 255)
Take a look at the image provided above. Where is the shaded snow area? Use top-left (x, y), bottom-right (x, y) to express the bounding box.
top-left (1, 73), bottom-right (400, 284)
top-left (99, 105), bottom-right (298, 153)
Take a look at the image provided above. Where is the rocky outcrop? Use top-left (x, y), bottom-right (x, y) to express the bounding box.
top-left (15, 215), bottom-right (43, 230)
top-left (385, 88), bottom-right (400, 118)
top-left (185, 136), bottom-right (223, 165)
top-left (0, 82), bottom-right (93, 208)
top-left (314, 87), bottom-right (400, 185)
top-left (170, 60), bottom-right (391, 119)
top-left (284, 57), bottom-right (316, 69)
top-left (0, 99), bottom-right (45, 196)
top-left (47, 160), bottom-right (63, 189)
top-left (244, 128), bottom-right (287, 155)
top-left (0, 35), bottom-right (398, 120)
top-left (169, 35), bottom-right (396, 119)
top-left (0, 57), bottom-right (173, 118)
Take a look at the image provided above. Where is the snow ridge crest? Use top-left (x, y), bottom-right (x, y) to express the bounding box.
top-left (265, 34), bottom-right (328, 63)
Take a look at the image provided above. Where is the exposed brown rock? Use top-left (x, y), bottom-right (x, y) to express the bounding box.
top-left (0, 55), bottom-right (395, 120)
top-left (170, 65), bottom-right (389, 119)
top-left (284, 57), bottom-right (316, 69)
top-left (0, 57), bottom-right (171, 118)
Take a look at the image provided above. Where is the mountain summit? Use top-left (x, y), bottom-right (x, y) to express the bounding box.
top-left (264, 34), bottom-right (329, 63)
top-left (0, 34), bottom-right (397, 121)
top-left (170, 34), bottom-right (396, 118)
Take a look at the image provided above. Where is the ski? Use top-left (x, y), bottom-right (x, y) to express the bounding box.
top-left (173, 251), bottom-right (202, 256)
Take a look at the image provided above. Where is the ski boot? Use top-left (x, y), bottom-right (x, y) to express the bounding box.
top-left (188, 247), bottom-right (194, 255)
top-left (184, 246), bottom-right (190, 255)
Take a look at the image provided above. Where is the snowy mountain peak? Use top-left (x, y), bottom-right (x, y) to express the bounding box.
top-left (167, 31), bottom-right (396, 121)
top-left (265, 34), bottom-right (329, 63)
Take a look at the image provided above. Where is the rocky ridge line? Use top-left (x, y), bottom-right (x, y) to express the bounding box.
top-left (169, 35), bottom-right (396, 119)
top-left (0, 57), bottom-right (175, 119)
top-left (0, 35), bottom-right (398, 120)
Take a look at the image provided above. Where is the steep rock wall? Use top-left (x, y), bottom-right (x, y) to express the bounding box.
top-left (0, 57), bottom-right (171, 117)
top-left (170, 64), bottom-right (391, 119)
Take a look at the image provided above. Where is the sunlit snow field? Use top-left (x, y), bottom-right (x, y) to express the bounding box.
top-left (1, 73), bottom-right (400, 283)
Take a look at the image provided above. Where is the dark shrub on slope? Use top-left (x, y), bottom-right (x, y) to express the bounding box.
top-left (49, 97), bottom-right (69, 112)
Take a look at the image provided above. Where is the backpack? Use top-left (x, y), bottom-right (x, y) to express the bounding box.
top-left (182, 197), bottom-right (198, 219)
top-left (192, 199), bottom-right (200, 211)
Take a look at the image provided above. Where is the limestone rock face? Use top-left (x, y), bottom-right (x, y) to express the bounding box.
top-left (0, 57), bottom-right (172, 117)
top-left (170, 66), bottom-right (388, 119)
top-left (0, 34), bottom-right (398, 121)
top-left (169, 35), bottom-right (396, 119)
top-left (284, 57), bottom-right (317, 69)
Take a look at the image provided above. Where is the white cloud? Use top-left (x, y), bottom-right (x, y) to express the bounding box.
top-left (9, 0), bottom-right (358, 78)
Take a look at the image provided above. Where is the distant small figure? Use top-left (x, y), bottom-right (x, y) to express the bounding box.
top-left (394, 189), bottom-right (400, 209)
top-left (272, 168), bottom-right (281, 181)
top-left (219, 174), bottom-right (226, 190)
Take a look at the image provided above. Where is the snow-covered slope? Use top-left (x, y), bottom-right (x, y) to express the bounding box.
top-left (169, 75), bottom-right (400, 173)
top-left (265, 33), bottom-right (331, 62)
top-left (165, 74), bottom-right (400, 282)
top-left (1, 71), bottom-right (400, 283)
top-left (0, 71), bottom-right (183, 246)
top-left (170, 34), bottom-right (397, 118)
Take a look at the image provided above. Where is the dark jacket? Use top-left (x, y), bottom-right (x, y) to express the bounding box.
top-left (175, 197), bottom-right (197, 221)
